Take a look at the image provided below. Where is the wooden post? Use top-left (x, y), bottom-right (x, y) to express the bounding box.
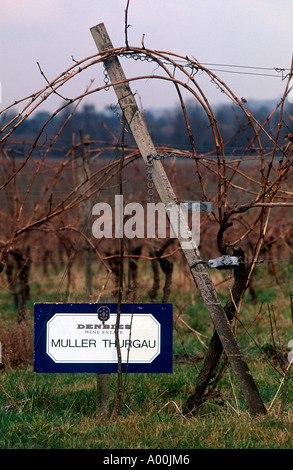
top-left (90, 23), bottom-right (267, 415)
top-left (96, 373), bottom-right (111, 420)
top-left (76, 133), bottom-right (93, 299)
top-left (95, 296), bottom-right (112, 420)
top-left (77, 134), bottom-right (111, 419)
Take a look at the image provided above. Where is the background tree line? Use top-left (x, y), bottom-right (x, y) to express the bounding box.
top-left (3, 99), bottom-right (293, 158)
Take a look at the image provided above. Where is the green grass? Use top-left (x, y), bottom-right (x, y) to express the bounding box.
top-left (1, 262), bottom-right (293, 449)
top-left (1, 363), bottom-right (293, 449)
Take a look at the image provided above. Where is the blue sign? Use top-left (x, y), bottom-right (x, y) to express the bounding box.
top-left (34, 303), bottom-right (173, 373)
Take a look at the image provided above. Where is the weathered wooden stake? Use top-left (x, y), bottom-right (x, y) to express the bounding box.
top-left (77, 135), bottom-right (110, 419)
top-left (76, 133), bottom-right (93, 299)
top-left (96, 373), bottom-right (111, 420)
top-left (90, 23), bottom-right (267, 416)
top-left (95, 295), bottom-right (112, 420)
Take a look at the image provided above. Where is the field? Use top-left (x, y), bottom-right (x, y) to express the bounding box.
top-left (1, 40), bottom-right (293, 452)
top-left (1, 254), bottom-right (293, 450)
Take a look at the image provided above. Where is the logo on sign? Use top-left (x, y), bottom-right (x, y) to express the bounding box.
top-left (97, 306), bottom-right (110, 322)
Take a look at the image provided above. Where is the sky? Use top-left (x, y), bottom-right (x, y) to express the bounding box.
top-left (1, 0), bottom-right (293, 114)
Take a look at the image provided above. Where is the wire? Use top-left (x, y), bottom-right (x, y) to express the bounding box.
top-left (200, 62), bottom-right (290, 72)
top-left (122, 51), bottom-right (291, 80)
top-left (207, 68), bottom-right (284, 79)
top-left (181, 59), bottom-right (291, 79)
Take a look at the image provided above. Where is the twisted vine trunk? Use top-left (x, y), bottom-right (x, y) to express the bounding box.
top-left (6, 248), bottom-right (31, 324)
top-left (183, 247), bottom-right (249, 415)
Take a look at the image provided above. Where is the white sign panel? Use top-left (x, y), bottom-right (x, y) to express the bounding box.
top-left (46, 313), bottom-right (160, 364)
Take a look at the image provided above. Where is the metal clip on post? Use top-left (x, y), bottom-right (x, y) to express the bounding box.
top-left (184, 201), bottom-right (214, 213)
top-left (208, 255), bottom-right (239, 270)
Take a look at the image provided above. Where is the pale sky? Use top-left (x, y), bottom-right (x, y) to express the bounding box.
top-left (1, 0), bottom-right (293, 113)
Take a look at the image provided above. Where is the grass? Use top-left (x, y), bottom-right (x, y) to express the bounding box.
top-left (1, 365), bottom-right (293, 449)
top-left (1, 261), bottom-right (293, 449)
